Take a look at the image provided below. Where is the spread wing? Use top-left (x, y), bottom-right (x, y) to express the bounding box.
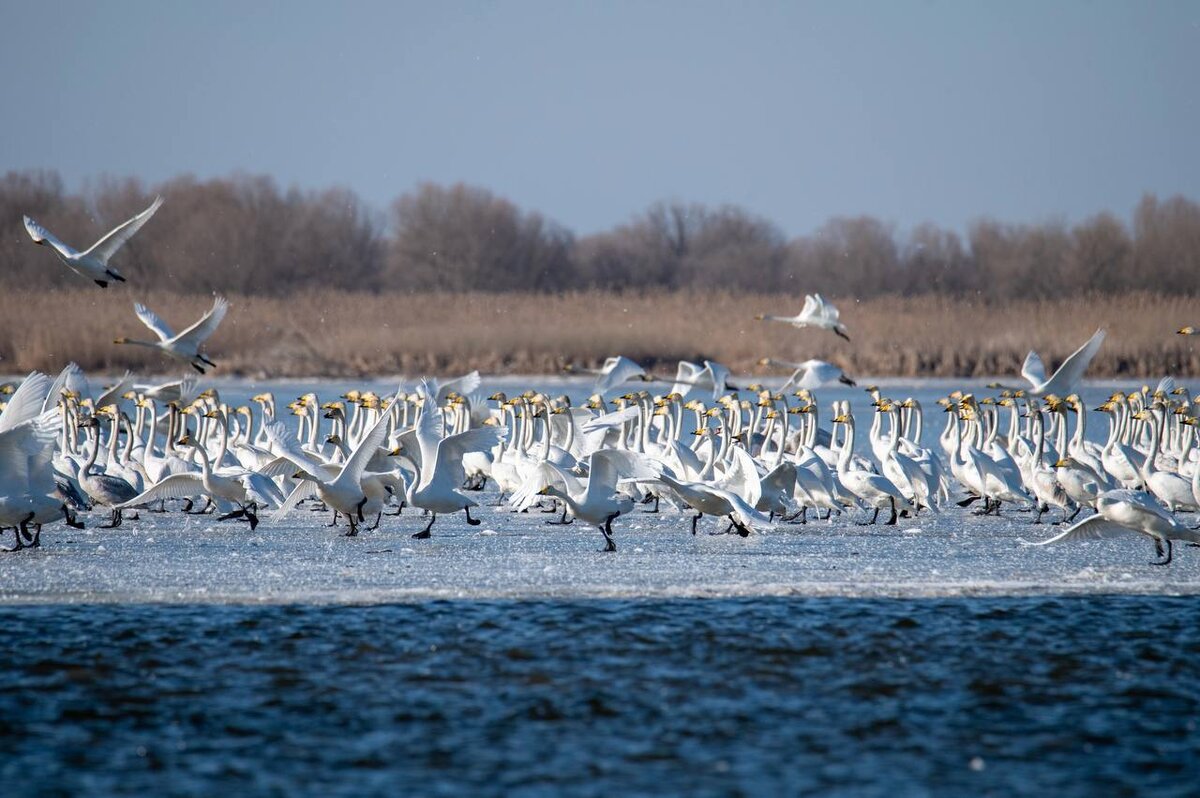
top-left (335, 397), bottom-right (397, 486)
top-left (23, 216), bottom-right (79, 259)
top-left (430, 426), bottom-right (505, 489)
top-left (1019, 513), bottom-right (1131, 546)
top-left (117, 473), bottom-right (205, 508)
top-left (703, 361), bottom-right (732, 398)
top-left (509, 458), bottom-right (580, 512)
top-left (0, 372), bottom-right (50, 433)
top-left (80, 195), bottom-right (164, 264)
top-left (596, 356), bottom-right (644, 394)
top-left (1036, 329), bottom-right (1106, 397)
top-left (94, 371), bottom-right (135, 410)
top-left (170, 296), bottom-right (228, 350)
top-left (583, 448), bottom-right (661, 505)
top-left (436, 371), bottom-right (481, 403)
top-left (800, 294), bottom-right (819, 318)
top-left (670, 360), bottom-right (705, 399)
top-left (134, 303), bottom-right (175, 342)
top-left (1021, 350), bottom-right (1047, 389)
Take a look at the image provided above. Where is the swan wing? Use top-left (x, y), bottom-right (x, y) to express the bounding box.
top-left (133, 303), bottom-right (176, 342)
top-left (271, 481), bottom-right (319, 522)
top-left (335, 401), bottom-right (394, 486)
top-left (720, 446), bottom-right (762, 507)
top-left (800, 294), bottom-right (819, 319)
top-left (117, 472), bottom-right (205, 508)
top-left (509, 459), bottom-right (577, 512)
top-left (1019, 513), bottom-right (1131, 546)
top-left (1034, 328), bottom-right (1106, 396)
top-left (240, 472), bottom-right (286, 508)
top-left (703, 360), bottom-right (732, 398)
top-left (80, 195), bottom-right (163, 264)
top-left (595, 356), bottom-right (644, 393)
top-left (1021, 350), bottom-right (1047, 389)
top-left (0, 372), bottom-right (50, 433)
top-left (436, 371), bottom-right (481, 403)
top-left (583, 448), bottom-right (662, 503)
top-left (722, 488), bottom-right (774, 531)
top-left (431, 426), bottom-right (505, 489)
top-left (670, 361), bottom-right (705, 399)
top-left (581, 405), bottom-right (639, 433)
top-left (170, 296), bottom-right (229, 350)
top-left (94, 371), bottom-right (135, 410)
top-left (23, 215), bottom-right (79, 259)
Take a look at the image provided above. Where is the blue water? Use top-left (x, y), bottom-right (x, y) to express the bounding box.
top-left (3, 596), bottom-right (1199, 796)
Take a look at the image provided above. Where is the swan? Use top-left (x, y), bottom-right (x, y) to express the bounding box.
top-left (759, 358), bottom-right (855, 391)
top-left (118, 434), bottom-right (284, 529)
top-left (114, 296), bottom-right (228, 373)
top-left (404, 389), bottom-right (506, 539)
top-left (76, 416), bottom-right (139, 527)
top-left (1178, 327), bottom-right (1199, 336)
top-left (565, 356), bottom-right (650, 394)
top-left (655, 471), bottom-right (773, 536)
top-left (1020, 328), bottom-right (1105, 397)
top-left (755, 294), bottom-right (849, 340)
top-left (272, 394), bottom-right (398, 536)
top-left (23, 196), bottom-right (163, 287)
top-left (1023, 489), bottom-right (1200, 565)
top-left (510, 449), bottom-right (661, 551)
top-left (831, 411), bottom-right (910, 525)
top-left (668, 360), bottom-right (736, 402)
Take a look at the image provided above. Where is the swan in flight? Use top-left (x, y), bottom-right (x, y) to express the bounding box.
top-left (565, 356), bottom-right (650, 394)
top-left (1023, 489), bottom-right (1200, 565)
top-left (668, 360), bottom-right (737, 401)
top-left (1020, 328), bottom-right (1105, 397)
top-left (755, 294), bottom-right (849, 340)
top-left (1178, 327), bottom-right (1199, 336)
top-left (114, 296), bottom-right (228, 373)
top-left (758, 358), bottom-right (855, 391)
top-left (23, 196), bottom-right (163, 287)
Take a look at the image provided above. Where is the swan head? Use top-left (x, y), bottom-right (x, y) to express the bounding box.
top-left (1178, 326), bottom-right (1196, 335)
top-left (112, 337), bottom-right (129, 344)
top-left (251, 393), bottom-right (273, 404)
top-left (1181, 417), bottom-right (1197, 428)
top-left (753, 314), bottom-right (766, 321)
top-left (291, 469), bottom-right (318, 482)
top-left (325, 434), bottom-right (342, 445)
top-left (1052, 457), bottom-right (1071, 469)
top-left (831, 414), bottom-right (851, 424)
top-left (176, 434), bottom-right (195, 447)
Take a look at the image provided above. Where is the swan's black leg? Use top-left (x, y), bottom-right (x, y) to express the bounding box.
top-left (464, 506), bottom-right (481, 526)
top-left (413, 513), bottom-right (435, 539)
top-left (545, 504), bottom-right (573, 525)
top-left (327, 510), bottom-right (340, 527)
top-left (368, 512), bottom-right (382, 531)
top-left (691, 513), bottom-right (702, 535)
top-left (1032, 504), bottom-right (1045, 525)
top-left (105, 269), bottom-right (126, 282)
top-left (1152, 538), bottom-right (1173, 566)
top-left (600, 514), bottom-right (617, 552)
top-left (355, 496), bottom-right (368, 522)
top-left (885, 498), bottom-right (898, 526)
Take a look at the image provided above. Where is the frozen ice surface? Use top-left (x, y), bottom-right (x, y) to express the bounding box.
top-left (3, 499), bottom-right (1199, 604)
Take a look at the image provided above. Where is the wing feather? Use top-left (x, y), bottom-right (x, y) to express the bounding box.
top-left (170, 296), bottom-right (228, 350)
top-left (80, 195), bottom-right (163, 264)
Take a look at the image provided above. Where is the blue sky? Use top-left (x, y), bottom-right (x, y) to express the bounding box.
top-left (2, 1), bottom-right (1197, 235)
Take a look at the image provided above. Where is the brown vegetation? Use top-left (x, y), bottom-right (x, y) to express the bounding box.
top-left (0, 289), bottom-right (1195, 380)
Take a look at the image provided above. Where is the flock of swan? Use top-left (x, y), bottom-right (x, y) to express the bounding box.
top-left (6, 196), bottom-right (1200, 567)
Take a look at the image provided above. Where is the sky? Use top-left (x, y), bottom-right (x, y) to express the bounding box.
top-left (1, 1), bottom-right (1197, 237)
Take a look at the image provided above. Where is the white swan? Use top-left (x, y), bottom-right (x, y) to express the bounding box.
top-left (1023, 489), bottom-right (1200, 565)
top-left (114, 296), bottom-right (228, 373)
top-left (755, 294), bottom-right (849, 340)
top-left (23, 196), bottom-right (163, 287)
top-left (759, 358), bottom-right (855, 391)
top-left (510, 448), bottom-right (661, 551)
top-left (566, 356), bottom-right (650, 394)
top-left (1020, 328), bottom-right (1105, 397)
top-left (405, 390), bottom-right (505, 539)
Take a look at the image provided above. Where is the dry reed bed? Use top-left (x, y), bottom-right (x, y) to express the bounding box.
top-left (0, 290), bottom-right (1196, 380)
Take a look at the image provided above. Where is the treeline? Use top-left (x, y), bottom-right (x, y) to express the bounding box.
top-left (3, 169), bottom-right (1197, 297)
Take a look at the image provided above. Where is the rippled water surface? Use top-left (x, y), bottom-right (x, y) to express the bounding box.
top-left (4, 597), bottom-right (1199, 796)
